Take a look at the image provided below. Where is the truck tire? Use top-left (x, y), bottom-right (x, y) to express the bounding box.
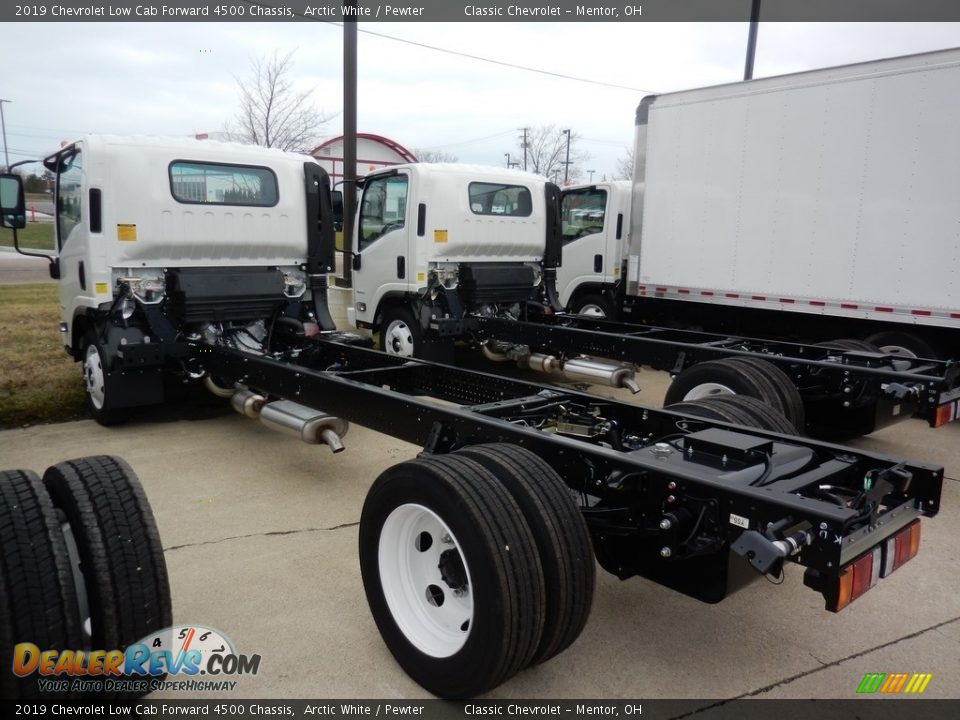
top-left (0, 469), bottom-right (83, 699)
top-left (865, 331), bottom-right (940, 364)
top-left (571, 294), bottom-right (614, 320)
top-left (724, 357), bottom-right (805, 433)
top-left (454, 444), bottom-right (594, 665)
top-left (667, 396), bottom-right (797, 435)
top-left (663, 359), bottom-right (790, 422)
top-left (81, 331), bottom-right (130, 426)
top-left (42, 456), bottom-right (172, 697)
top-left (817, 339), bottom-right (881, 353)
top-left (380, 306), bottom-right (422, 358)
top-left (359, 454), bottom-right (545, 698)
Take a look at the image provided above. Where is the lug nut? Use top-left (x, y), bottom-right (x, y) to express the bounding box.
top-left (666, 495), bottom-right (676, 504)
top-left (667, 481), bottom-right (677, 490)
top-left (660, 518), bottom-right (673, 530)
top-left (660, 547), bottom-right (672, 558)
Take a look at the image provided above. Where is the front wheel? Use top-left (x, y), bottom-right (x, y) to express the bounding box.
top-left (571, 294), bottom-right (614, 320)
top-left (81, 332), bottom-right (129, 426)
top-left (379, 306), bottom-right (422, 358)
top-left (359, 454), bottom-right (545, 698)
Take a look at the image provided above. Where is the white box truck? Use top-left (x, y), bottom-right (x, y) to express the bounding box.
top-left (617, 47), bottom-right (960, 361)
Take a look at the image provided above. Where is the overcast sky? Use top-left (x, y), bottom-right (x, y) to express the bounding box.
top-left (2, 21), bottom-right (959, 178)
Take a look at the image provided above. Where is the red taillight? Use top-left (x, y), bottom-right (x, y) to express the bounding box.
top-left (934, 400), bottom-right (958, 427)
top-left (882, 520), bottom-right (921, 577)
top-left (827, 521), bottom-right (921, 612)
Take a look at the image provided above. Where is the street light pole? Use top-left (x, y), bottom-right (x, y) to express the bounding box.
top-left (504, 152), bottom-right (511, 168)
top-left (562, 128), bottom-right (571, 184)
top-left (0, 99), bottom-right (11, 171)
top-left (588, 170), bottom-right (595, 183)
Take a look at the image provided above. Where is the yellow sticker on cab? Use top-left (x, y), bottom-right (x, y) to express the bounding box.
top-left (117, 224), bottom-right (137, 241)
top-left (434, 229), bottom-right (448, 243)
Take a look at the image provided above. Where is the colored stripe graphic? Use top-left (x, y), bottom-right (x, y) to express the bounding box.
top-left (857, 673), bottom-right (885, 693)
top-left (857, 672), bottom-right (932, 694)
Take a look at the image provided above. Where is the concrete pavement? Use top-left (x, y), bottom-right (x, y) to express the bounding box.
top-left (0, 246), bottom-right (54, 283)
top-left (0, 368), bottom-right (957, 700)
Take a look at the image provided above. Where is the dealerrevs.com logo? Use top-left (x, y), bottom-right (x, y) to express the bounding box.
top-left (856, 672), bottom-right (933, 695)
top-left (12, 625), bottom-right (260, 694)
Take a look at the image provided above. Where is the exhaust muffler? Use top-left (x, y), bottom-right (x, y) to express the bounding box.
top-left (258, 400), bottom-right (349, 453)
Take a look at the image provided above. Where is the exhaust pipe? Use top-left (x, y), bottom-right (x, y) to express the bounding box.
top-left (231, 389), bottom-right (266, 418)
top-left (258, 400), bottom-right (349, 453)
top-left (559, 357), bottom-right (641, 394)
top-left (484, 341), bottom-right (639, 393)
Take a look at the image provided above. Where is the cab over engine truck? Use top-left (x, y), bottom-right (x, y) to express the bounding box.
top-left (344, 163), bottom-right (960, 439)
top-left (562, 48), bottom-right (960, 364)
top-left (0, 138), bottom-right (946, 699)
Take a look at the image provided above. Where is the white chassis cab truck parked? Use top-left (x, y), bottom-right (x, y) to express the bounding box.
top-left (348, 164), bottom-right (560, 356)
top-left (619, 47), bottom-right (960, 360)
top-left (0, 141), bottom-right (949, 699)
top-left (36, 136), bottom-right (341, 425)
top-left (556, 179), bottom-right (631, 319)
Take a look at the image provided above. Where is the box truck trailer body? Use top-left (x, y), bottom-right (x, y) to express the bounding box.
top-left (623, 48), bottom-right (960, 353)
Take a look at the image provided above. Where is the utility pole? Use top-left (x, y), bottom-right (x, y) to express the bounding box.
top-left (562, 128), bottom-right (571, 184)
top-left (744, 0), bottom-right (761, 80)
top-left (587, 170), bottom-right (595, 183)
top-left (0, 99), bottom-right (11, 172)
top-left (519, 127), bottom-right (528, 171)
top-left (504, 152), bottom-right (511, 168)
top-left (338, 10), bottom-right (357, 289)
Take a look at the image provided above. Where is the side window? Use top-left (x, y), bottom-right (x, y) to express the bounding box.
top-left (57, 150), bottom-right (83, 249)
top-left (169, 161), bottom-right (278, 206)
top-left (359, 174), bottom-right (408, 251)
top-left (468, 182), bottom-right (532, 217)
top-left (561, 188), bottom-right (607, 244)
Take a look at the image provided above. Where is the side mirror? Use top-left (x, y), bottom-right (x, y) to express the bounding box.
top-left (331, 190), bottom-right (344, 224)
top-left (0, 174), bottom-right (27, 230)
top-left (352, 253), bottom-right (362, 272)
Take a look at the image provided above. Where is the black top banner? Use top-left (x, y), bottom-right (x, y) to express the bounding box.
top-left (4, 0), bottom-right (960, 23)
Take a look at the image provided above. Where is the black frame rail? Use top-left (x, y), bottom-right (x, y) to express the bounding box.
top-left (196, 338), bottom-right (942, 605)
top-left (457, 314), bottom-right (960, 435)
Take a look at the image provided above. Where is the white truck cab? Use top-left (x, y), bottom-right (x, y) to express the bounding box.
top-left (30, 135), bottom-right (339, 423)
top-left (348, 163), bottom-right (560, 357)
top-left (556, 180), bottom-right (631, 319)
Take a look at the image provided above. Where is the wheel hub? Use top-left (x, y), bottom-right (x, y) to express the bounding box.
top-left (438, 548), bottom-right (468, 594)
top-left (384, 320), bottom-right (415, 357)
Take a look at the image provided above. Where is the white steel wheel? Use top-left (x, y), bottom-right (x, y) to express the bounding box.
top-left (578, 303), bottom-right (607, 318)
top-left (359, 454), bottom-right (545, 698)
top-left (379, 503), bottom-right (473, 658)
top-left (379, 306), bottom-right (422, 358)
top-left (384, 319), bottom-right (416, 357)
top-left (572, 294), bottom-right (613, 320)
top-left (84, 343), bottom-right (107, 410)
top-left (681, 381), bottom-right (736, 401)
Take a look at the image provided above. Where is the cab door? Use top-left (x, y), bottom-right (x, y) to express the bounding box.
top-left (557, 185), bottom-right (613, 309)
top-left (351, 171), bottom-right (412, 327)
top-left (52, 147), bottom-right (95, 349)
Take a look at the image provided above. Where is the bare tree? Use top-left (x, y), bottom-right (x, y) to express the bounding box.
top-left (231, 50), bottom-right (333, 152)
top-left (516, 125), bottom-right (589, 184)
top-left (615, 145), bottom-right (635, 181)
top-left (412, 149), bottom-right (459, 163)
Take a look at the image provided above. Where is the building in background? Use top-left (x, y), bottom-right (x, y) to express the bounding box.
top-left (311, 133), bottom-right (417, 184)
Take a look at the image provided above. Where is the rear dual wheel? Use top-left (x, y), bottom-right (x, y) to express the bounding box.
top-left (0, 457), bottom-right (172, 699)
top-left (43, 456), bottom-right (172, 675)
top-left (0, 470), bottom-right (83, 699)
top-left (667, 395), bottom-right (798, 435)
top-left (664, 358), bottom-right (804, 433)
top-left (360, 447), bottom-right (593, 698)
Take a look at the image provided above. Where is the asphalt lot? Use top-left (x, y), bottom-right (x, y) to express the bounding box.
top-left (1, 365), bottom-right (958, 701)
top-left (0, 247), bottom-right (53, 284)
